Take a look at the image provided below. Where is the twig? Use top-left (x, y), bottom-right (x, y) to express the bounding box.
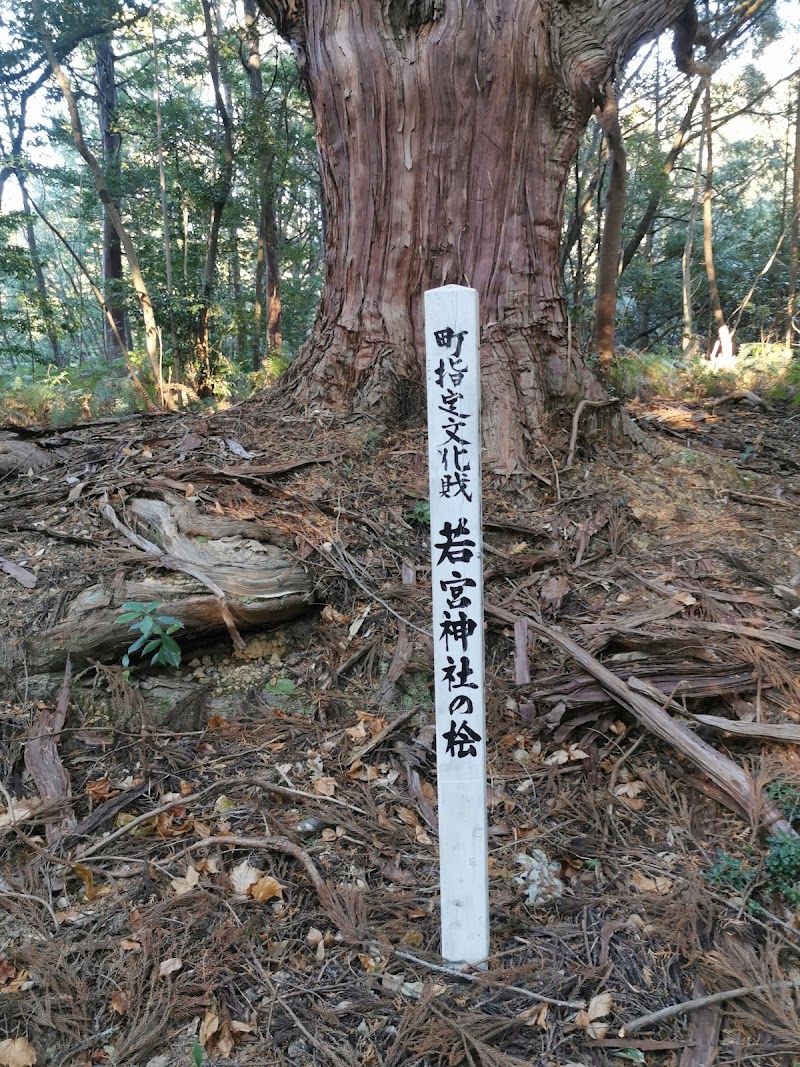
top-left (0, 889), bottom-right (60, 930)
top-left (392, 950), bottom-right (586, 1010)
top-left (352, 705), bottom-right (419, 761)
top-left (622, 978), bottom-right (800, 1035)
top-left (167, 834), bottom-right (326, 893)
top-left (318, 540), bottom-right (432, 637)
top-left (565, 399), bottom-right (619, 469)
top-left (72, 776), bottom-right (367, 862)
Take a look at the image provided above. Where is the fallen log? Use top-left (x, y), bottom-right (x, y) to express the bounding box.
top-left (0, 433), bottom-right (57, 473)
top-left (24, 494), bottom-right (315, 672)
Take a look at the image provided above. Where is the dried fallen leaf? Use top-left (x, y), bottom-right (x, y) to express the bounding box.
top-left (518, 1002), bottom-right (548, 1029)
top-left (229, 1020), bottom-right (254, 1034)
top-left (306, 927), bottom-right (324, 947)
top-left (199, 1009), bottom-right (220, 1047)
top-left (86, 778), bottom-right (115, 801)
top-left (0, 1037), bottom-right (37, 1066)
top-left (587, 992), bottom-right (612, 1020)
top-left (157, 957), bottom-right (183, 978)
top-left (312, 777), bottom-right (336, 797)
top-left (345, 722), bottom-right (368, 742)
top-left (575, 991), bottom-right (612, 1038)
top-left (414, 824), bottom-right (432, 846)
top-left (545, 744), bottom-right (589, 766)
top-left (109, 991), bottom-right (129, 1015)
top-left (171, 865), bottom-right (201, 896)
top-left (614, 779), bottom-right (646, 798)
top-left (632, 870), bottom-right (674, 895)
top-left (401, 928), bottom-right (424, 947)
top-left (216, 1021), bottom-right (235, 1059)
top-left (230, 860), bottom-right (262, 895)
top-left (119, 939), bottom-right (141, 952)
top-left (395, 806), bottom-right (420, 828)
top-left (321, 604), bottom-right (348, 624)
top-left (250, 875), bottom-right (284, 902)
top-left (674, 591), bottom-right (698, 606)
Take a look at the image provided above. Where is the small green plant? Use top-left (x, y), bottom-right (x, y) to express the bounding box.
top-left (766, 777), bottom-right (800, 823)
top-left (263, 678), bottom-right (297, 697)
top-left (192, 1038), bottom-right (204, 1066)
top-left (764, 833), bottom-right (800, 908)
top-left (706, 849), bottom-right (752, 895)
top-left (115, 601), bottom-right (184, 669)
top-left (405, 500), bottom-right (431, 526)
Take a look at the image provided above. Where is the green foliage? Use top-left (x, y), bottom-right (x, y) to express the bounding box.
top-left (764, 833), bottom-right (800, 908)
top-left (192, 1038), bottom-right (203, 1066)
top-left (706, 849), bottom-right (753, 895)
top-left (115, 601), bottom-right (184, 670)
top-left (766, 777), bottom-right (800, 822)
top-left (263, 678), bottom-right (297, 696)
top-left (405, 500), bottom-right (431, 526)
top-left (706, 779), bottom-right (800, 910)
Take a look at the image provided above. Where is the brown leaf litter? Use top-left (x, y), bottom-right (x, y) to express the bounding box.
top-left (0, 394), bottom-right (799, 1065)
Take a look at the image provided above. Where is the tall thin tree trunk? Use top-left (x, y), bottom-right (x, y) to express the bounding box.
top-left (150, 5), bottom-right (181, 383)
top-left (593, 81), bottom-right (627, 377)
top-left (787, 75), bottom-right (800, 350)
top-left (244, 0), bottom-right (281, 370)
top-left (682, 142), bottom-right (703, 354)
top-left (26, 191), bottom-right (157, 408)
top-left (94, 32), bottom-right (127, 363)
top-left (18, 179), bottom-right (62, 366)
top-left (621, 80), bottom-right (703, 274)
top-left (701, 78), bottom-right (734, 368)
top-left (197, 0), bottom-right (234, 388)
top-left (37, 6), bottom-right (168, 404)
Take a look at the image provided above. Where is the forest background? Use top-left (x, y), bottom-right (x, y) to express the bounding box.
top-left (0, 0), bottom-right (799, 422)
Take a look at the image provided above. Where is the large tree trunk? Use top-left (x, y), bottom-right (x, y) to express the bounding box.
top-left (260, 0), bottom-right (687, 470)
top-left (94, 32), bottom-right (128, 364)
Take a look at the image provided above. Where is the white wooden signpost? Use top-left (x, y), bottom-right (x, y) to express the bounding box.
top-left (425, 284), bottom-right (489, 965)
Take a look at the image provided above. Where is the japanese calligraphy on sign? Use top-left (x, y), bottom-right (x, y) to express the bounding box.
top-left (425, 285), bottom-right (489, 966)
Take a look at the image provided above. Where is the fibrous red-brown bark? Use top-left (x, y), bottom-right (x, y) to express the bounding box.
top-left (259, 0), bottom-right (688, 470)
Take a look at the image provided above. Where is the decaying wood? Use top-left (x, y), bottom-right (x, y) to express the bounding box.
top-left (23, 658), bottom-right (76, 843)
top-left (0, 556), bottom-right (37, 588)
top-left (29, 573), bottom-right (311, 672)
top-left (26, 495), bottom-right (313, 670)
top-left (530, 661), bottom-right (759, 709)
top-left (710, 390), bottom-right (774, 412)
top-left (679, 982), bottom-right (722, 1067)
top-left (378, 560), bottom-right (416, 706)
top-left (565, 400), bottom-right (620, 470)
top-left (488, 604), bottom-right (794, 837)
top-left (629, 674), bottom-right (800, 743)
top-left (0, 434), bottom-right (56, 473)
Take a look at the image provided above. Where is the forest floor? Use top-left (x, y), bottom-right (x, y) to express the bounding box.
top-left (1, 388), bottom-right (800, 1067)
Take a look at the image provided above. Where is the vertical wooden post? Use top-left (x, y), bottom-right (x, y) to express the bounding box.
top-left (425, 284), bottom-right (489, 965)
